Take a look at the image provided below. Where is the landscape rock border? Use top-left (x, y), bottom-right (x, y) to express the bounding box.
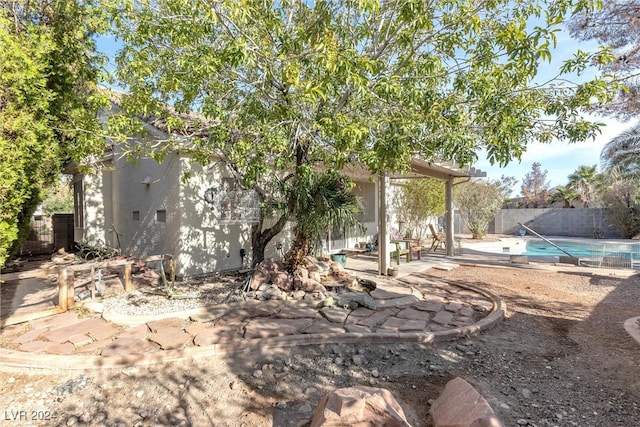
top-left (0, 280), bottom-right (505, 371)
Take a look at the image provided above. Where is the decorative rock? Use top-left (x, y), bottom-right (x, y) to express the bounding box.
top-left (309, 271), bottom-right (323, 283)
top-left (291, 290), bottom-right (306, 299)
top-left (429, 377), bottom-right (502, 427)
top-left (297, 267), bottom-right (309, 279)
top-left (352, 354), bottom-right (365, 365)
top-left (294, 277), bottom-right (327, 293)
top-left (310, 386), bottom-right (411, 427)
top-left (271, 271), bottom-right (294, 291)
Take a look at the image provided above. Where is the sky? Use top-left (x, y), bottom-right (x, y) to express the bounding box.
top-left (96, 11), bottom-right (638, 196)
top-left (475, 117), bottom-right (638, 194)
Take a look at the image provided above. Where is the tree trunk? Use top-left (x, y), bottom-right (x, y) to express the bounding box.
top-left (284, 231), bottom-right (311, 273)
top-left (250, 211), bottom-right (289, 268)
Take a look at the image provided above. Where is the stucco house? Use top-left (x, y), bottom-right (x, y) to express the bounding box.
top-left (70, 104), bottom-right (483, 277)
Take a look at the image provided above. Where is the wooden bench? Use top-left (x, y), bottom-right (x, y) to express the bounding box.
top-left (390, 240), bottom-right (411, 265)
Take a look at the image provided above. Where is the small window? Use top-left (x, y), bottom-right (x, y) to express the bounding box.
top-left (132, 211), bottom-right (140, 221)
top-left (156, 210), bottom-right (167, 222)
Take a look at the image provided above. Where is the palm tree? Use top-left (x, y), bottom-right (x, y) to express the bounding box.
top-left (568, 165), bottom-right (600, 207)
top-left (550, 186), bottom-right (579, 208)
top-left (601, 122), bottom-right (640, 179)
top-left (283, 167), bottom-right (363, 272)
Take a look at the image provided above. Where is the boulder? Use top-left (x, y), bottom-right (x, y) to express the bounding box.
top-left (271, 271), bottom-right (294, 291)
top-left (250, 268), bottom-right (270, 290)
top-left (296, 266), bottom-right (310, 279)
top-left (429, 377), bottom-right (502, 427)
top-left (310, 386), bottom-right (411, 427)
top-left (294, 277), bottom-right (327, 293)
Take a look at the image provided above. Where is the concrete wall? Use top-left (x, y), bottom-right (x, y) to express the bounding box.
top-left (491, 208), bottom-right (623, 238)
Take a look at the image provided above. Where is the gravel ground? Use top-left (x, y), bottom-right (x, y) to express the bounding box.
top-left (1, 264), bottom-right (639, 426)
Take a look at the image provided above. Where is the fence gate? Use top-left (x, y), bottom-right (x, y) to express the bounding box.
top-left (21, 215), bottom-right (54, 255)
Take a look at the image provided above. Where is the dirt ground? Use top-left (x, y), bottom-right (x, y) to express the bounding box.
top-left (1, 264), bottom-right (640, 426)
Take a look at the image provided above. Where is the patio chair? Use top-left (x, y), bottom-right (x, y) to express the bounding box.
top-left (429, 224), bottom-right (446, 251)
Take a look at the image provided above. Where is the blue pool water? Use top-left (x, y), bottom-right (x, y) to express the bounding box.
top-left (524, 239), bottom-right (595, 257)
top-left (524, 239), bottom-right (640, 262)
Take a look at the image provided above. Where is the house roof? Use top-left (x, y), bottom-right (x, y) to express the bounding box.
top-left (97, 88), bottom-right (486, 182)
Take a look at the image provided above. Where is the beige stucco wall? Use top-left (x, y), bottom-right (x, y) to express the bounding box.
top-left (79, 149), bottom-right (381, 276)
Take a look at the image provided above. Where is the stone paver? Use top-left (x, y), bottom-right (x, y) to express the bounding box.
top-left (28, 312), bottom-right (79, 330)
top-left (68, 333), bottom-right (94, 347)
top-left (194, 324), bottom-right (243, 346)
top-left (118, 324), bottom-right (150, 340)
top-left (88, 323), bottom-right (121, 342)
top-left (148, 329), bottom-right (192, 350)
top-left (185, 321), bottom-right (207, 336)
top-left (100, 337), bottom-right (160, 356)
top-left (41, 318), bottom-right (106, 343)
top-left (344, 324), bottom-right (372, 334)
top-left (379, 317), bottom-right (427, 332)
top-left (370, 286), bottom-right (410, 300)
top-left (74, 338), bottom-right (114, 353)
top-left (303, 319), bottom-right (346, 334)
top-left (18, 341), bottom-right (55, 352)
top-left (275, 306), bottom-right (319, 319)
top-left (244, 318), bottom-right (314, 339)
top-left (444, 302), bottom-right (463, 313)
top-left (0, 267), bottom-right (502, 364)
top-left (11, 327), bottom-right (48, 345)
top-left (46, 342), bottom-right (77, 355)
top-left (146, 317), bottom-right (183, 333)
top-left (412, 301), bottom-right (444, 312)
top-left (355, 309), bottom-right (397, 329)
top-left (432, 311), bottom-right (454, 326)
top-left (396, 307), bottom-right (429, 321)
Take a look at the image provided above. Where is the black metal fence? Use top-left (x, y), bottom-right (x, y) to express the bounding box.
top-left (20, 213), bottom-right (74, 255)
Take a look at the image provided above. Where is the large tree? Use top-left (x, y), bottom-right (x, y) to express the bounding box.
top-left (0, 1), bottom-right (107, 267)
top-left (569, 1), bottom-right (640, 118)
top-left (601, 121), bottom-right (640, 178)
top-left (394, 178), bottom-right (446, 243)
top-left (456, 180), bottom-right (503, 239)
top-left (521, 162), bottom-right (551, 207)
top-left (105, 0), bottom-right (619, 266)
top-left (567, 164), bottom-right (600, 207)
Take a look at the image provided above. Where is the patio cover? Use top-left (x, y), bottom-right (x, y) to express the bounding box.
top-left (380, 158), bottom-right (486, 275)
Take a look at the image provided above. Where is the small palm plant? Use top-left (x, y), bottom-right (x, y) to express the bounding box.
top-left (284, 166), bottom-right (363, 272)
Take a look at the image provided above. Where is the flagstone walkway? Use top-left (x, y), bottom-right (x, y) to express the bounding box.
top-left (0, 272), bottom-right (504, 370)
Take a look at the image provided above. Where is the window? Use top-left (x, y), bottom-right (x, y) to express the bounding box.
top-left (156, 210), bottom-right (166, 222)
top-left (132, 211), bottom-right (140, 221)
top-left (203, 178), bottom-right (259, 224)
top-left (73, 180), bottom-right (84, 228)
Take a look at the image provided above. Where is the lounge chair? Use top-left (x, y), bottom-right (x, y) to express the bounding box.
top-left (429, 224), bottom-right (446, 251)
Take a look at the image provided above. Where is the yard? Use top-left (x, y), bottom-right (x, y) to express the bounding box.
top-left (1, 263), bottom-right (639, 426)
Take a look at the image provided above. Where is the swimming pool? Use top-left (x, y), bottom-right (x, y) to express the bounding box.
top-left (523, 238), bottom-right (640, 268)
top-left (525, 239), bottom-right (598, 257)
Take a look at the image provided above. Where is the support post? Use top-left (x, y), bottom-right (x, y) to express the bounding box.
top-left (445, 175), bottom-right (455, 256)
top-left (377, 173), bottom-right (391, 275)
top-left (58, 267), bottom-right (74, 310)
top-left (124, 263), bottom-right (133, 292)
